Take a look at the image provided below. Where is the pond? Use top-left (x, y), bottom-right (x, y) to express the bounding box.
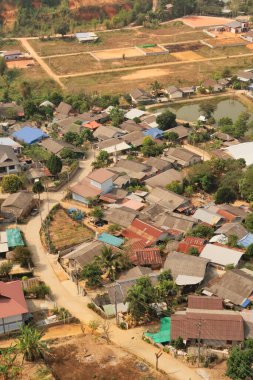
top-left (158, 99), bottom-right (253, 124)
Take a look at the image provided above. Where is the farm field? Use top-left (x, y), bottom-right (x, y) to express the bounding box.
top-left (61, 55), bottom-right (253, 94)
top-left (29, 27), bottom-right (206, 57)
top-left (44, 52), bottom-right (178, 75)
top-left (48, 207), bottom-right (94, 251)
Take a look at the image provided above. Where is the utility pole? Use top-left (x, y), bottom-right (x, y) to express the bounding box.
top-left (114, 282), bottom-right (119, 325)
top-left (195, 318), bottom-right (205, 367)
top-left (155, 350), bottom-right (163, 371)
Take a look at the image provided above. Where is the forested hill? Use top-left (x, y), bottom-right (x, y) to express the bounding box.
top-left (0, 0), bottom-right (153, 36)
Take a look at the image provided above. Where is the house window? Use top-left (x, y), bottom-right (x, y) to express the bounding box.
top-left (9, 166), bottom-right (15, 170)
top-left (0, 167), bottom-right (7, 173)
top-left (227, 340), bottom-right (232, 345)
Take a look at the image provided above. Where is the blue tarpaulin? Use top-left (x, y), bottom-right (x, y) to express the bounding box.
top-left (241, 299), bottom-right (251, 308)
top-left (144, 128), bottom-right (164, 139)
top-left (12, 126), bottom-right (48, 145)
top-left (97, 233), bottom-right (124, 247)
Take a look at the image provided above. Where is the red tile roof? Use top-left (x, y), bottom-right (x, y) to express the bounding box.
top-left (131, 247), bottom-right (162, 267)
top-left (0, 280), bottom-right (28, 318)
top-left (177, 236), bottom-right (205, 254)
top-left (83, 120), bottom-right (101, 130)
top-left (217, 209), bottom-right (237, 222)
top-left (123, 219), bottom-right (165, 246)
top-left (171, 311), bottom-right (244, 341)
top-left (188, 295), bottom-right (223, 310)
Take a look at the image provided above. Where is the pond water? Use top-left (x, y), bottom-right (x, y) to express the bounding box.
top-left (158, 99), bottom-right (253, 124)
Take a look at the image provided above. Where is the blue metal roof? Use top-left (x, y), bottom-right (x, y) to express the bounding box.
top-left (12, 126), bottom-right (48, 145)
top-left (238, 233), bottom-right (253, 248)
top-left (144, 128), bottom-right (164, 139)
top-left (97, 233), bottom-right (124, 247)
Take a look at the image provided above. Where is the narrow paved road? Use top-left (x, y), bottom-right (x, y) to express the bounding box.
top-left (20, 38), bottom-right (65, 89)
top-left (18, 155), bottom-right (202, 380)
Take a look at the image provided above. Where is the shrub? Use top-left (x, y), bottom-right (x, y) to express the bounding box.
top-left (29, 283), bottom-right (51, 299)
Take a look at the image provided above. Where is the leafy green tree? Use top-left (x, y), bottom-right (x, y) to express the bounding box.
top-left (0, 57), bottom-right (7, 76)
top-left (141, 137), bottom-right (164, 157)
top-left (156, 110), bottom-right (177, 131)
top-left (164, 131), bottom-right (179, 142)
top-left (244, 244), bottom-right (253, 260)
top-left (199, 101), bottom-right (217, 119)
top-left (125, 276), bottom-right (157, 321)
top-left (80, 128), bottom-right (95, 142)
top-left (16, 325), bottom-right (48, 362)
top-left (29, 283), bottom-right (50, 299)
top-left (215, 186), bottom-right (237, 204)
top-left (46, 154), bottom-right (62, 177)
top-left (63, 131), bottom-right (84, 146)
top-left (1, 175), bottom-right (23, 193)
top-left (92, 150), bottom-right (112, 169)
top-left (244, 213), bottom-right (253, 232)
top-left (95, 246), bottom-right (122, 281)
top-left (189, 225), bottom-right (214, 239)
top-left (0, 261), bottom-right (13, 278)
top-left (14, 247), bottom-right (32, 268)
top-left (166, 180), bottom-right (184, 195)
top-left (109, 107), bottom-right (125, 127)
top-left (226, 346), bottom-right (253, 380)
top-left (156, 274), bottom-right (177, 308)
top-left (81, 262), bottom-right (103, 288)
top-left (90, 207), bottom-right (104, 220)
top-left (20, 81), bottom-right (32, 100)
top-left (239, 165), bottom-right (253, 202)
top-left (173, 336), bottom-right (185, 350)
top-left (227, 235), bottom-right (238, 248)
top-left (150, 80), bottom-right (162, 95)
top-left (56, 23), bottom-right (70, 37)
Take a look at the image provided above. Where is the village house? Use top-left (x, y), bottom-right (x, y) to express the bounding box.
top-left (0, 145), bottom-right (21, 177)
top-left (123, 218), bottom-right (168, 247)
top-left (225, 20), bottom-right (248, 33)
top-left (112, 159), bottom-right (152, 181)
top-left (40, 138), bottom-right (84, 157)
top-left (242, 30), bottom-right (253, 43)
top-left (171, 296), bottom-right (244, 346)
top-left (193, 208), bottom-right (223, 227)
top-left (121, 131), bottom-right (146, 148)
top-left (167, 125), bottom-right (190, 141)
top-left (164, 147), bottom-right (202, 167)
top-left (70, 168), bottom-right (115, 205)
top-left (75, 32), bottom-right (98, 43)
top-left (130, 88), bottom-right (153, 105)
top-left (1, 191), bottom-right (36, 221)
top-left (12, 126), bottom-right (48, 145)
top-left (214, 222), bottom-right (248, 240)
top-left (0, 280), bottom-right (28, 334)
top-left (124, 108), bottom-right (146, 120)
top-left (55, 101), bottom-right (74, 120)
top-left (0, 138), bottom-right (22, 154)
top-left (177, 236), bottom-right (206, 254)
top-left (94, 125), bottom-right (125, 141)
top-left (200, 243), bottom-right (244, 268)
top-left (3, 51), bottom-right (23, 61)
top-left (130, 247), bottom-right (162, 270)
top-left (166, 86), bottom-right (183, 100)
top-left (145, 168), bottom-right (183, 190)
top-left (0, 102), bottom-right (24, 119)
top-left (154, 213), bottom-right (197, 237)
top-left (146, 187), bottom-right (189, 212)
top-left (237, 70), bottom-right (253, 82)
top-left (145, 157), bottom-right (172, 173)
top-left (103, 207), bottom-right (137, 228)
top-left (205, 268), bottom-right (253, 308)
top-left (164, 251), bottom-right (209, 288)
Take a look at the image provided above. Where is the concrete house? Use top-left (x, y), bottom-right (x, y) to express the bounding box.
top-left (242, 30), bottom-right (253, 43)
top-left (1, 191), bottom-right (36, 221)
top-left (166, 86), bottom-right (183, 99)
top-left (130, 88), bottom-right (153, 105)
top-left (3, 51), bottom-right (22, 61)
top-left (70, 168), bottom-right (114, 205)
top-left (0, 280), bottom-right (28, 334)
top-left (0, 145), bottom-right (20, 177)
top-left (165, 147), bottom-right (202, 167)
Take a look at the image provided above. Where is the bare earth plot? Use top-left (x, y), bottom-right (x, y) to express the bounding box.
top-left (92, 46), bottom-right (144, 60)
top-left (6, 59), bottom-right (35, 69)
top-left (171, 50), bottom-right (203, 61)
top-left (181, 15), bottom-right (235, 28)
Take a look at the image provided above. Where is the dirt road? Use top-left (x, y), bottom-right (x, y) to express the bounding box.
top-left (14, 153), bottom-right (203, 380)
top-left (20, 38), bottom-right (65, 89)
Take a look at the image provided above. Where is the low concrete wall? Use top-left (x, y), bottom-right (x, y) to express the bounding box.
top-left (48, 165), bottom-right (80, 192)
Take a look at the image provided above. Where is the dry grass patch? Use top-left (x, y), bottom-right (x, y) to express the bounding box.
top-left (49, 208), bottom-right (94, 251)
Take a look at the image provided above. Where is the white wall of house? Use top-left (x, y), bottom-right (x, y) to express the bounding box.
top-left (90, 178), bottom-right (113, 193)
top-left (72, 193), bottom-right (89, 205)
top-left (0, 314), bottom-right (23, 334)
top-left (169, 92), bottom-right (183, 99)
top-left (0, 164), bottom-right (20, 177)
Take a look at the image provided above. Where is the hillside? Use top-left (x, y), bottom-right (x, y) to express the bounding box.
top-left (0, 0), bottom-right (141, 34)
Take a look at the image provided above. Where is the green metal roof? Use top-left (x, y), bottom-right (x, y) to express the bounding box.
top-left (7, 228), bottom-right (24, 248)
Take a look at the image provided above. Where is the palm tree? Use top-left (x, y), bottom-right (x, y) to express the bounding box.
top-left (95, 246), bottom-right (121, 281)
top-left (16, 325), bottom-right (48, 362)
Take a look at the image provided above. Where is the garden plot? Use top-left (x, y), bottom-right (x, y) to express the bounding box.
top-left (171, 50), bottom-right (203, 61)
top-left (138, 44), bottom-right (169, 56)
top-left (91, 47), bottom-right (144, 61)
top-left (48, 208), bottom-right (94, 251)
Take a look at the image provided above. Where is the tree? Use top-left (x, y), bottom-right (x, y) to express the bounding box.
top-left (150, 80), bottom-right (162, 95)
top-left (125, 276), bottom-right (157, 321)
top-left (16, 325), bottom-right (48, 362)
top-left (239, 165), bottom-right (253, 202)
top-left (90, 207), bottom-right (104, 220)
top-left (215, 186), bottom-right (237, 204)
top-left (92, 150), bottom-right (112, 169)
top-left (1, 175), bottom-right (23, 193)
top-left (173, 336), bottom-right (185, 350)
top-left (32, 180), bottom-right (44, 226)
top-left (46, 154), bottom-right (62, 177)
top-left (156, 110), bottom-right (177, 131)
top-left (14, 247), bottom-right (32, 268)
top-left (226, 346), bottom-right (253, 380)
top-left (244, 213), bottom-right (253, 232)
top-left (199, 101), bottom-right (217, 119)
top-left (56, 23), bottom-right (69, 37)
top-left (244, 244), bottom-right (253, 260)
top-left (20, 81), bottom-right (32, 99)
top-left (166, 180), bottom-right (184, 195)
top-left (227, 235), bottom-right (238, 248)
top-left (0, 261), bottom-right (13, 278)
top-left (81, 262), bottom-right (103, 288)
top-left (141, 137), bottom-right (164, 157)
top-left (0, 57), bottom-right (7, 76)
top-left (164, 131), bottom-right (179, 142)
top-left (109, 107), bottom-right (125, 127)
top-left (81, 128), bottom-right (95, 142)
top-left (63, 131), bottom-right (84, 146)
top-left (95, 246), bottom-right (122, 281)
top-left (189, 225), bottom-right (214, 239)
top-left (156, 276), bottom-right (177, 309)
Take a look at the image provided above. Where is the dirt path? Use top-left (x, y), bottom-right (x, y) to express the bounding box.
top-left (58, 52), bottom-right (253, 79)
top-left (183, 143), bottom-right (212, 161)
top-left (20, 38), bottom-right (65, 89)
